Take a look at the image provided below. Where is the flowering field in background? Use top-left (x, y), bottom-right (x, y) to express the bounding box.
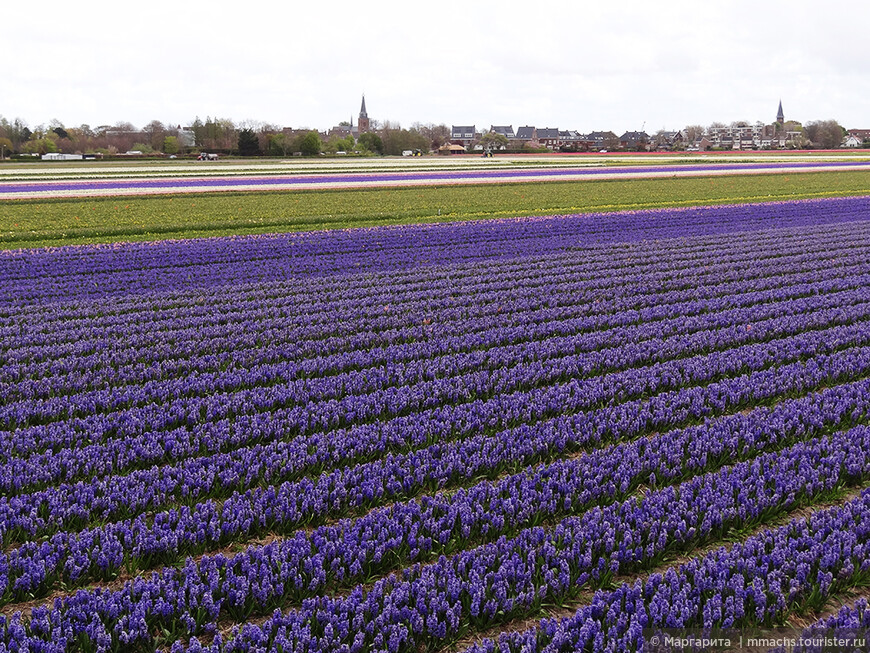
top-left (4, 160), bottom-right (870, 200)
top-left (2, 197), bottom-right (870, 651)
top-left (4, 170), bottom-right (870, 249)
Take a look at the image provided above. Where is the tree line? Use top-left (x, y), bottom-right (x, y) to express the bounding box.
top-left (0, 115), bottom-right (857, 159)
top-left (0, 116), bottom-right (454, 158)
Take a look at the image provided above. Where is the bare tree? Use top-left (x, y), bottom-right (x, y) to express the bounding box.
top-left (682, 125), bottom-right (705, 142)
top-left (602, 131), bottom-right (620, 151)
top-left (142, 120), bottom-right (167, 151)
top-left (411, 122), bottom-right (451, 149)
top-left (100, 122), bottom-right (139, 152)
top-left (804, 120), bottom-right (844, 149)
top-left (652, 129), bottom-right (670, 149)
top-left (196, 117), bottom-right (237, 152)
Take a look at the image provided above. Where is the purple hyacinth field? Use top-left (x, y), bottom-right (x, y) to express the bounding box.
top-left (2, 196), bottom-right (870, 652)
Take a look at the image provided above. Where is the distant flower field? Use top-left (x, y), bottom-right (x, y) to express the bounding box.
top-left (3, 160), bottom-right (870, 199)
top-left (5, 168), bottom-right (870, 250)
top-left (1, 196), bottom-right (870, 652)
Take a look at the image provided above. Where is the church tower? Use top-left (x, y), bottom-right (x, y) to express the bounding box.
top-left (358, 95), bottom-right (370, 133)
top-left (776, 100), bottom-right (784, 124)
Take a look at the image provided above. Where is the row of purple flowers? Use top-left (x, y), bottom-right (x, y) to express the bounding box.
top-left (6, 425), bottom-right (866, 652)
top-left (4, 339), bottom-right (870, 606)
top-left (3, 197), bottom-right (870, 305)
top-left (6, 226), bottom-right (866, 400)
top-left (4, 293), bottom-right (870, 549)
top-left (5, 219), bottom-right (864, 376)
top-left (5, 279), bottom-right (870, 492)
top-left (461, 488), bottom-right (870, 653)
top-left (5, 249), bottom-right (867, 478)
top-left (3, 198), bottom-right (870, 651)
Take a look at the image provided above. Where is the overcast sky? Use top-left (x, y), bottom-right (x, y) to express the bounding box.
top-left (6, 0), bottom-right (870, 135)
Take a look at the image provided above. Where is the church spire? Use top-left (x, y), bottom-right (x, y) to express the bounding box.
top-left (358, 94), bottom-right (370, 134)
top-left (776, 99), bottom-right (784, 124)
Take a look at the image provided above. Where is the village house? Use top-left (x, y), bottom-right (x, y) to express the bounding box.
top-left (534, 128), bottom-right (561, 149)
top-left (653, 131), bottom-right (682, 150)
top-left (586, 131), bottom-right (619, 151)
top-left (450, 125), bottom-right (478, 147)
top-left (514, 125), bottom-right (537, 148)
top-left (619, 131), bottom-right (650, 150)
top-left (848, 129), bottom-right (870, 145)
top-left (559, 130), bottom-right (591, 151)
top-left (490, 125), bottom-right (515, 140)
